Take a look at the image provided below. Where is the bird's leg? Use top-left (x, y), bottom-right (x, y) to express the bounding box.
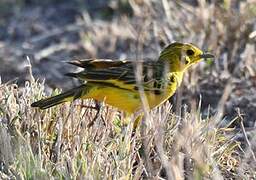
top-left (133, 113), bottom-right (144, 130)
top-left (86, 101), bottom-right (102, 128)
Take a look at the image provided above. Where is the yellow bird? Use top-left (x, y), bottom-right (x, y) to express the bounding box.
top-left (31, 42), bottom-right (214, 113)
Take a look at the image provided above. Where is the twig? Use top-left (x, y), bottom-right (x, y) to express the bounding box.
top-left (29, 23), bottom-right (86, 43)
top-left (87, 101), bottom-right (102, 128)
top-left (237, 108), bottom-right (256, 162)
top-left (25, 56), bottom-right (35, 83)
top-left (34, 43), bottom-right (79, 61)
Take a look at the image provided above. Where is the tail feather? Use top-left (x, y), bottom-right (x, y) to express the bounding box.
top-left (31, 85), bottom-right (87, 109)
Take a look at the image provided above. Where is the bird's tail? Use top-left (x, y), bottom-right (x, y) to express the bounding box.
top-left (31, 85), bottom-right (88, 109)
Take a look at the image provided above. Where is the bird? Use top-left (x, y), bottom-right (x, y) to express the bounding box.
top-left (31, 42), bottom-right (214, 114)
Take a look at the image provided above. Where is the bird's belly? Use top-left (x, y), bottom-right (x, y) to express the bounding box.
top-left (84, 85), bottom-right (141, 113)
top-left (83, 83), bottom-right (177, 114)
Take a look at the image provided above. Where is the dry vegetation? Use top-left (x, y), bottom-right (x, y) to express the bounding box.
top-left (0, 0), bottom-right (256, 179)
top-left (0, 76), bottom-right (253, 179)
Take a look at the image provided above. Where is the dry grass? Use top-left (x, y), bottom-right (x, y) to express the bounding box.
top-left (0, 71), bottom-right (255, 179)
top-left (0, 0), bottom-right (256, 179)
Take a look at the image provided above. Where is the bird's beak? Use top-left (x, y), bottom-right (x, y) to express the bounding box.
top-left (199, 53), bottom-right (214, 60)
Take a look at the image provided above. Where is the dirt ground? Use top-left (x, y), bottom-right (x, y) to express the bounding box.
top-left (0, 0), bottom-right (255, 127)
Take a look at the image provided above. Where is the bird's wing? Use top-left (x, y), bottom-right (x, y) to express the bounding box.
top-left (66, 59), bottom-right (168, 91)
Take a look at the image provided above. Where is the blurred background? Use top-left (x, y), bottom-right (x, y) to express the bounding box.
top-left (0, 0), bottom-right (255, 126)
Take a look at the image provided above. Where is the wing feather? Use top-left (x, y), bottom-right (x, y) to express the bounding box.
top-left (68, 59), bottom-right (129, 69)
top-left (66, 59), bottom-right (167, 91)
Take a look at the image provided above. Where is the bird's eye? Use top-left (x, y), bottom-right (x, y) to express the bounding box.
top-left (186, 49), bottom-right (194, 56)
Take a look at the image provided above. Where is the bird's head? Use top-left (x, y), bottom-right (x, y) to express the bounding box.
top-left (159, 42), bottom-right (214, 72)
